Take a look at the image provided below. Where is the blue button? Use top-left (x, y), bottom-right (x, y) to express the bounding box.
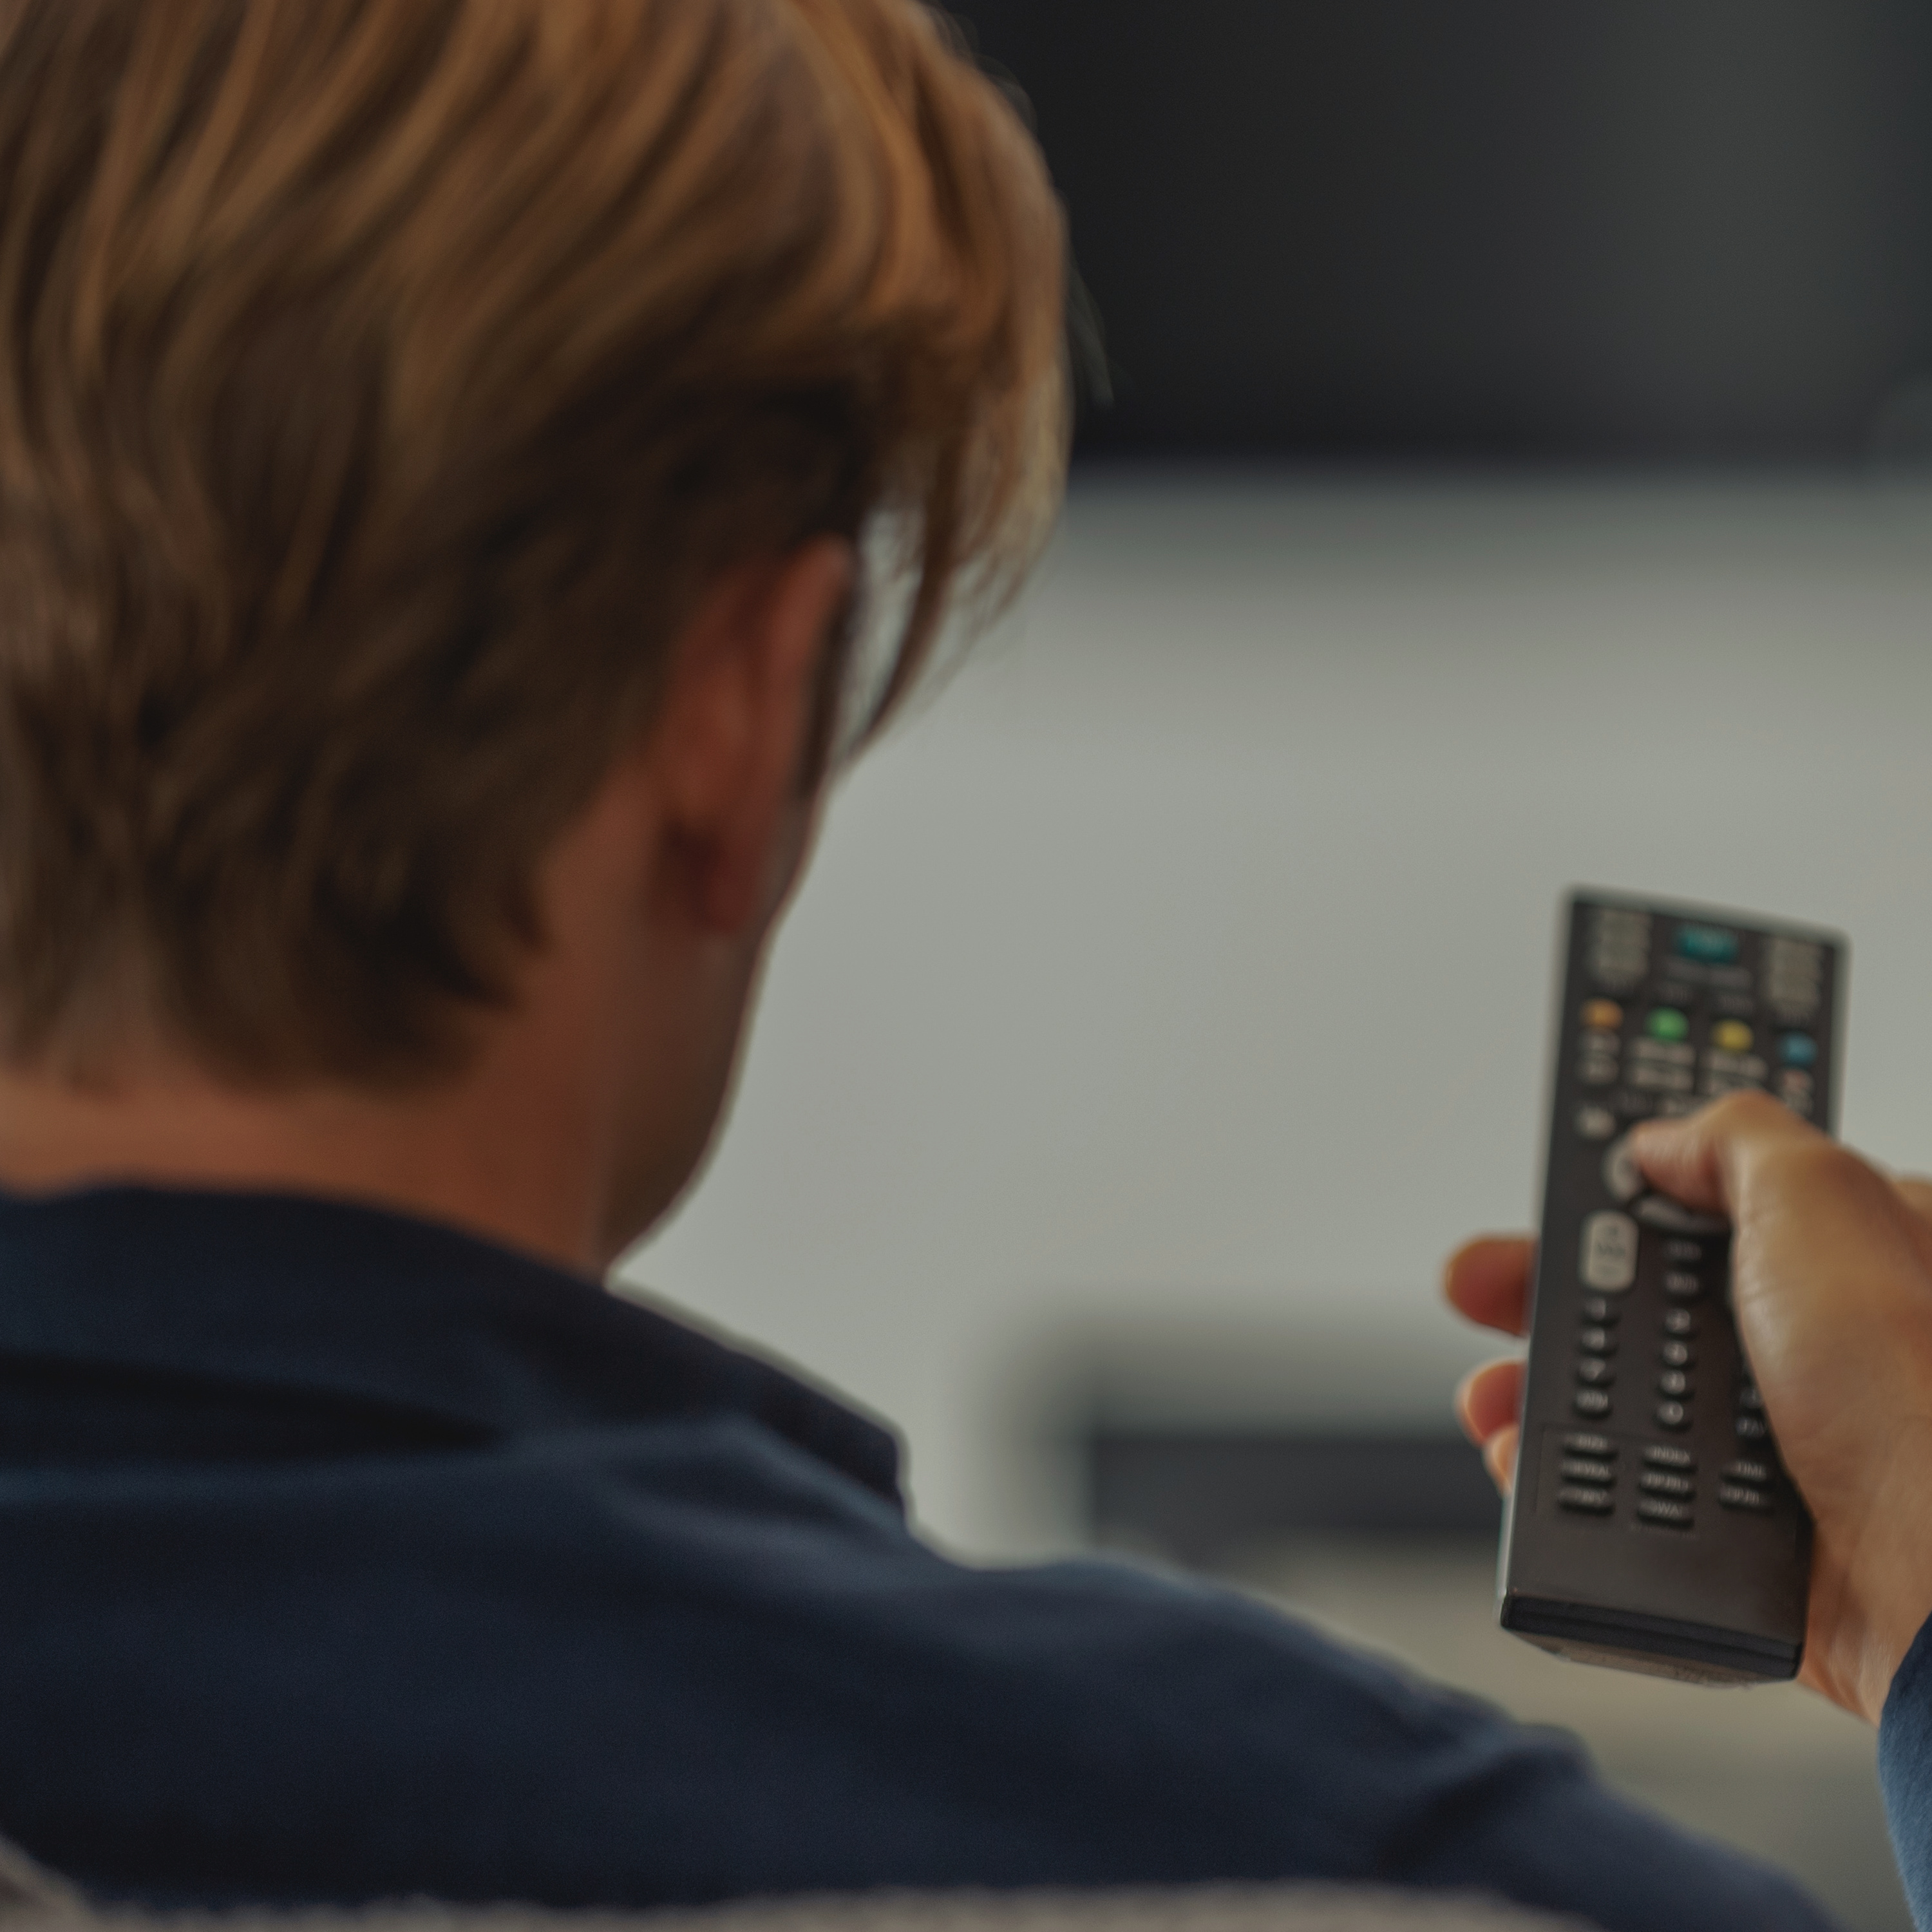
top-left (1779, 1033), bottom-right (1818, 1068)
top-left (1676, 923), bottom-right (1739, 965)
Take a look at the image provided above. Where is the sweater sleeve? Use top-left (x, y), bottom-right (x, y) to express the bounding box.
top-left (1878, 1613), bottom-right (1932, 1927)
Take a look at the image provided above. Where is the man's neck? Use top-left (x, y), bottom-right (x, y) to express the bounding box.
top-left (0, 1046), bottom-right (612, 1276)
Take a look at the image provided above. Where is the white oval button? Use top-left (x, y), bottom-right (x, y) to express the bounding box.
top-left (1580, 1210), bottom-right (1638, 1292)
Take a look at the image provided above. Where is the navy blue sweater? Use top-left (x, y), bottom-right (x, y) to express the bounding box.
top-left (0, 1186), bottom-right (1849, 1927)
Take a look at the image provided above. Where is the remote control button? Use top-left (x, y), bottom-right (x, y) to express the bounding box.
top-left (1777, 1069), bottom-right (1815, 1117)
top-left (1779, 1032), bottom-right (1819, 1068)
top-left (1676, 925), bottom-right (1739, 965)
top-left (1663, 1308), bottom-right (1697, 1336)
top-left (1631, 1037), bottom-right (1698, 1068)
top-left (1582, 1000), bottom-right (1624, 1032)
top-left (1578, 1056), bottom-right (1618, 1088)
top-left (1584, 923), bottom-right (1646, 954)
top-left (1631, 1064), bottom-right (1694, 1094)
top-left (1577, 1358), bottom-right (1615, 1388)
top-left (1662, 1270), bottom-right (1703, 1300)
top-left (1639, 1470), bottom-right (1695, 1499)
top-left (1638, 1497), bottom-right (1695, 1529)
top-left (1656, 1094), bottom-right (1700, 1117)
top-left (1705, 1050), bottom-right (1769, 1081)
top-left (1565, 1432), bottom-right (1616, 1456)
top-left (1559, 1485), bottom-right (1615, 1515)
top-left (1656, 1400), bottom-right (1690, 1430)
top-left (1658, 1369), bottom-right (1691, 1398)
top-left (1580, 1211), bottom-right (1638, 1292)
top-left (1736, 1414), bottom-right (1770, 1441)
top-left (1592, 940), bottom-right (1651, 978)
top-left (1736, 1384), bottom-right (1764, 1412)
top-left (1633, 1197), bottom-right (1728, 1238)
top-left (1578, 1326), bottom-right (1615, 1356)
top-left (1590, 911), bottom-right (1652, 988)
top-left (1646, 1007), bottom-right (1690, 1043)
top-left (1601, 1136), bottom-right (1642, 1202)
top-left (1643, 1444), bottom-right (1696, 1470)
top-left (1723, 1459), bottom-right (1774, 1485)
top-left (1560, 1457), bottom-right (1616, 1486)
top-left (1765, 939), bottom-right (1824, 1019)
top-left (1710, 1020), bottom-right (1754, 1053)
top-left (1579, 1295), bottom-right (1620, 1325)
top-left (1593, 907), bottom-right (1651, 935)
top-left (1575, 1104), bottom-right (1616, 1140)
top-left (1718, 1482), bottom-right (1772, 1513)
top-left (1701, 1072), bottom-right (1764, 1101)
top-left (1575, 1389), bottom-right (1613, 1419)
top-left (1665, 1239), bottom-right (1705, 1263)
top-left (1660, 1340), bottom-right (1692, 1368)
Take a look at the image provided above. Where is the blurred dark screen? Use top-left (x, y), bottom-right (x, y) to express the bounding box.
top-left (953, 1), bottom-right (1932, 462)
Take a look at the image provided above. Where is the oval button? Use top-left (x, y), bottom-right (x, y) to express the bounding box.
top-left (1580, 1210), bottom-right (1638, 1293)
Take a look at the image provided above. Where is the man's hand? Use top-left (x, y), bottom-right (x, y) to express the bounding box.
top-left (1446, 1091), bottom-right (1932, 1725)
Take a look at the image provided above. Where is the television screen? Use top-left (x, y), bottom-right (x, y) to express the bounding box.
top-left (953, 0), bottom-right (1932, 463)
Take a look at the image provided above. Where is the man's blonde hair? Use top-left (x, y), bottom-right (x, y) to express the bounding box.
top-left (0, 0), bottom-right (1066, 1082)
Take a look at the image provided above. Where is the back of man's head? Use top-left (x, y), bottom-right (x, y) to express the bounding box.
top-left (0, 0), bottom-right (1065, 1087)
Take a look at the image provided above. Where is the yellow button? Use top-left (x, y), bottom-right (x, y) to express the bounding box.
top-left (1711, 1020), bottom-right (1754, 1053)
top-left (1582, 999), bottom-right (1624, 1032)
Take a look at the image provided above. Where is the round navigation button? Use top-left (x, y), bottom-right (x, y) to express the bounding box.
top-left (1601, 1135), bottom-right (1642, 1202)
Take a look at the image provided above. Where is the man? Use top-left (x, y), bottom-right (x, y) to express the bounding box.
top-left (0, 1), bottom-right (1894, 1925)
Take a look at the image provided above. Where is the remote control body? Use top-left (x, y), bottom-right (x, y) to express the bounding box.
top-left (1497, 892), bottom-right (1845, 1684)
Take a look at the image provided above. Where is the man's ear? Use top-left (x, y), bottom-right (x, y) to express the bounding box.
top-left (652, 537), bottom-right (855, 935)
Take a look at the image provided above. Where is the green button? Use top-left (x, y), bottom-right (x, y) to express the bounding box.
top-left (1647, 1007), bottom-right (1690, 1042)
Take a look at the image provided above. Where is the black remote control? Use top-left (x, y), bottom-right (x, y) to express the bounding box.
top-left (1497, 891), bottom-right (1845, 1685)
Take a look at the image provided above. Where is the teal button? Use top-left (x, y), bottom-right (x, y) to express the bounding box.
top-left (1647, 1008), bottom-right (1690, 1042)
top-left (1779, 1033), bottom-right (1818, 1068)
top-left (1676, 923), bottom-right (1739, 965)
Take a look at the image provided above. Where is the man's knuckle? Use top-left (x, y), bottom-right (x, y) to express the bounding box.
top-left (1757, 1136), bottom-right (1870, 1200)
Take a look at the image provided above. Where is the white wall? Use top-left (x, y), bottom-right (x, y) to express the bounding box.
top-left (622, 476), bottom-right (1932, 1557)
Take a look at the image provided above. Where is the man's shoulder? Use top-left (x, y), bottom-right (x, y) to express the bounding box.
top-left (3, 1408), bottom-right (1531, 1839)
top-left (0, 1412), bottom-right (1831, 1930)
